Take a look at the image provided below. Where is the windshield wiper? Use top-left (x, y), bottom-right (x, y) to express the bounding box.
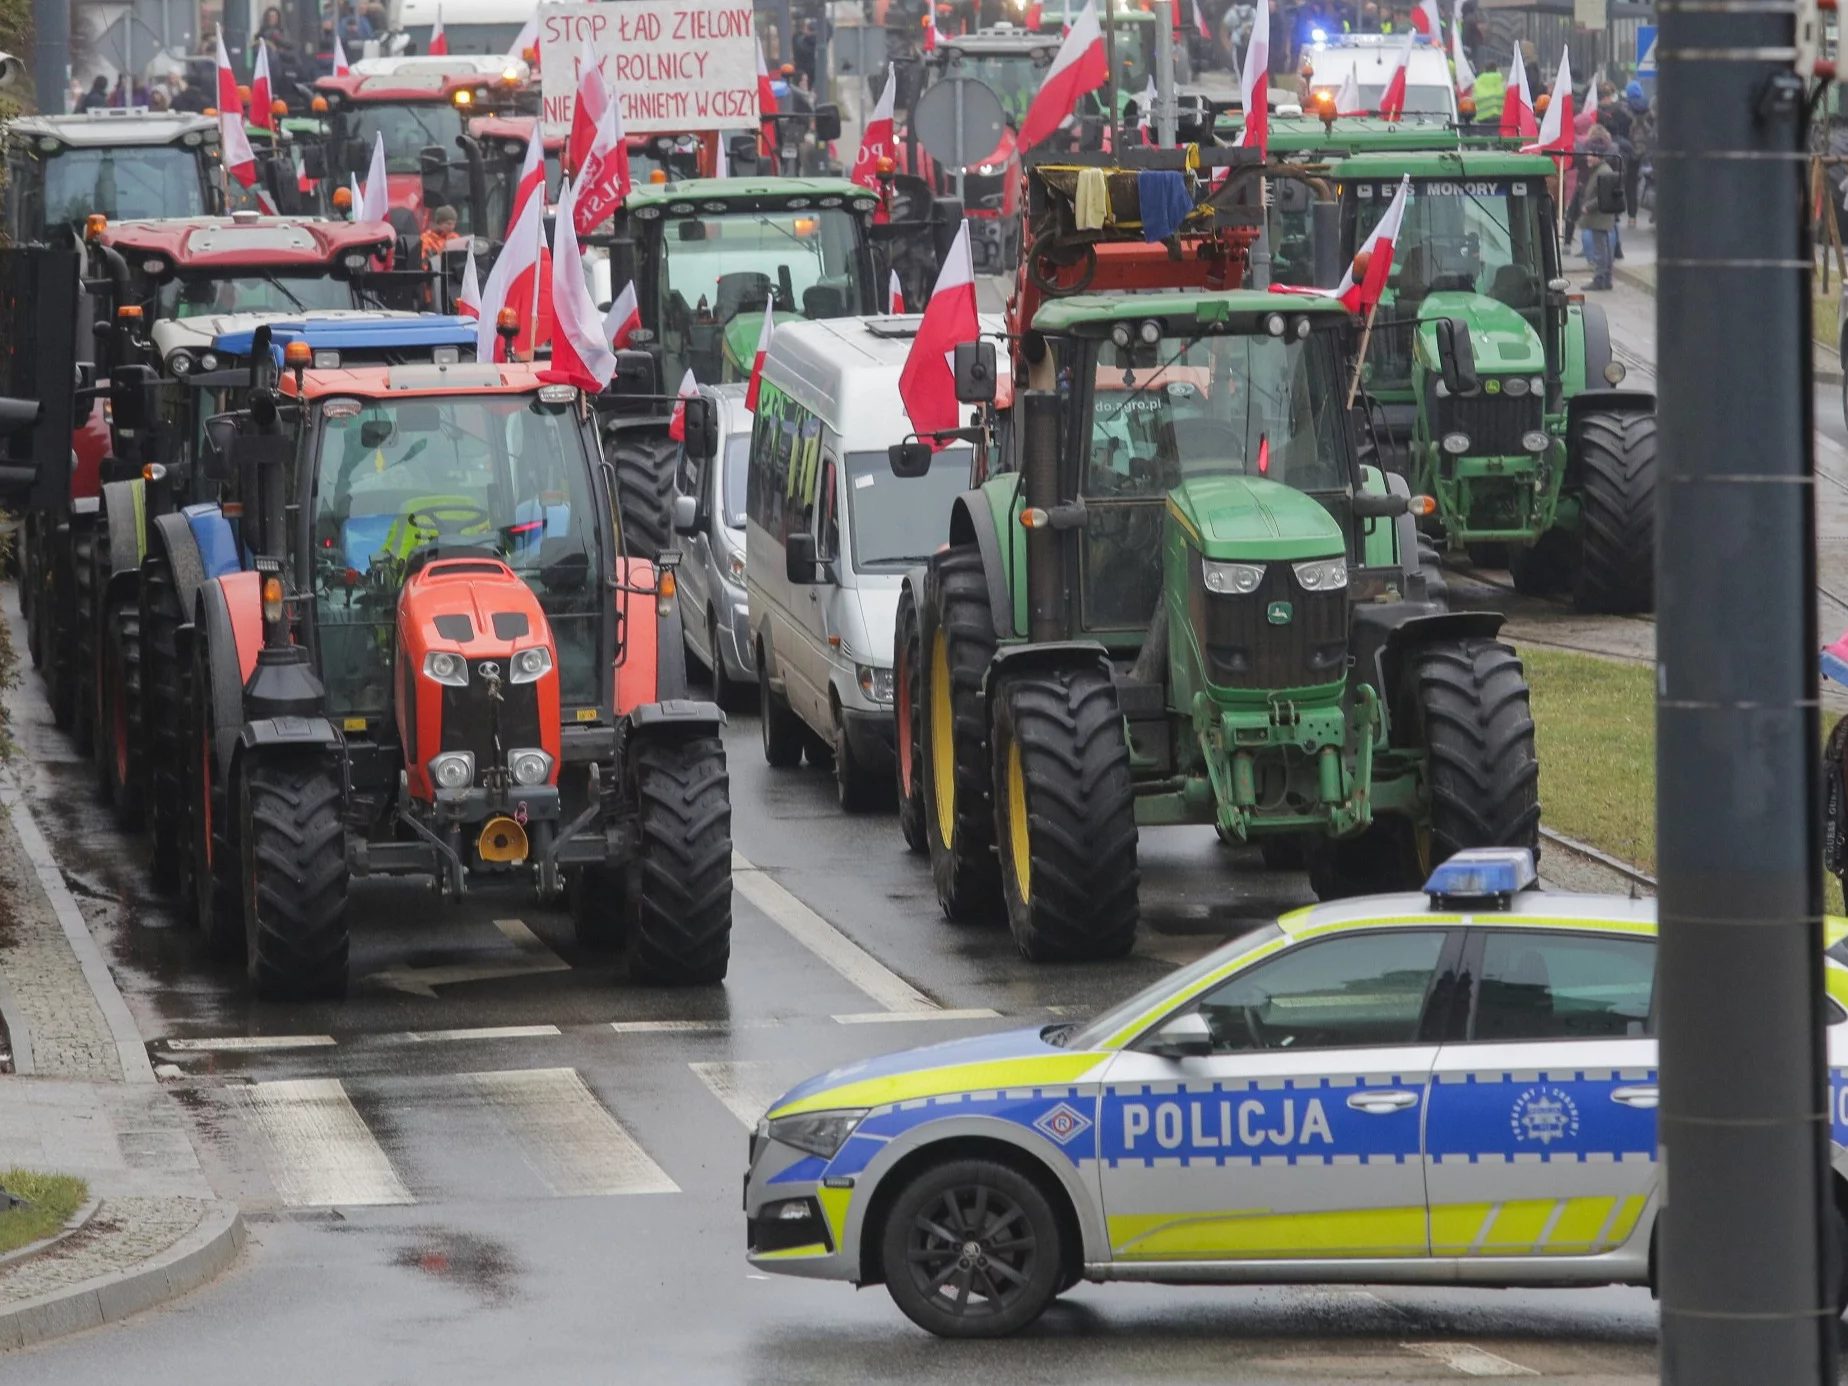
top-left (1099, 331), bottom-right (1210, 427)
top-left (755, 215), bottom-right (823, 259)
top-left (258, 274), bottom-right (309, 312)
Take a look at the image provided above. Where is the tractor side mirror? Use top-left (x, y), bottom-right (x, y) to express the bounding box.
top-left (301, 144), bottom-right (327, 181)
top-left (786, 531), bottom-right (832, 585)
top-left (953, 340), bottom-right (996, 404)
top-left (419, 145), bottom-right (449, 202)
top-left (680, 395), bottom-right (718, 461)
top-left (609, 349), bottom-right (655, 397)
top-left (888, 440), bottom-right (932, 478)
top-left (672, 493), bottom-right (698, 535)
top-left (1149, 1011), bottom-right (1214, 1058)
top-left (813, 103), bottom-right (843, 142)
top-left (727, 133), bottom-right (758, 173)
top-left (1351, 489), bottom-right (1409, 519)
top-left (1435, 317), bottom-right (1478, 397)
top-left (202, 413), bottom-right (238, 481)
top-left (110, 365), bottom-right (156, 432)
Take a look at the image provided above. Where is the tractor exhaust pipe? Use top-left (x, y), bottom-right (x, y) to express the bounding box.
top-left (1020, 390), bottom-right (1064, 645)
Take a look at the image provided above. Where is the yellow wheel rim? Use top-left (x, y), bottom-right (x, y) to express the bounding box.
top-left (930, 626), bottom-right (956, 846)
top-left (1006, 735), bottom-right (1031, 904)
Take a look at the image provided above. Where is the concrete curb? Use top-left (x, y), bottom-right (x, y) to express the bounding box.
top-left (0, 970), bottom-right (33, 1075)
top-left (0, 771), bottom-right (155, 1085)
top-left (1610, 261), bottom-right (1845, 384)
top-left (0, 1199), bottom-right (100, 1274)
top-left (0, 1202), bottom-right (244, 1352)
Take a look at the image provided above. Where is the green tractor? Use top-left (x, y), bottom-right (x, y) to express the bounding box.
top-left (1330, 150), bottom-right (1656, 611)
top-left (899, 290), bottom-right (1541, 958)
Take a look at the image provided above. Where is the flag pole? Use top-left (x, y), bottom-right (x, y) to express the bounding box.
top-left (1346, 298), bottom-right (1379, 411)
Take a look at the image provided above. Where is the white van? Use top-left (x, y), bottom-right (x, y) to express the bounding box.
top-left (746, 315), bottom-right (1001, 810)
top-left (1302, 34), bottom-right (1458, 120)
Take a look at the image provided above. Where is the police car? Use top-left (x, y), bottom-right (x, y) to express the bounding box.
top-left (744, 848), bottom-right (1848, 1337)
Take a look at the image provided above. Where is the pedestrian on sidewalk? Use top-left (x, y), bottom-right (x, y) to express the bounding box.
top-left (1577, 126), bottom-right (1621, 291)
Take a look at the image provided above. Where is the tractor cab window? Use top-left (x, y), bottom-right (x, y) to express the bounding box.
top-left (1079, 329), bottom-right (1352, 629)
top-left (157, 273), bottom-right (356, 319)
top-left (657, 208), bottom-right (865, 385)
top-left (308, 393), bottom-right (604, 716)
top-left (342, 103), bottom-right (467, 177)
top-left (42, 146), bottom-right (208, 227)
top-left (943, 52), bottom-right (1048, 126)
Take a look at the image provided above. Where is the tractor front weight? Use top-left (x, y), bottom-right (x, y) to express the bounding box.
top-left (1191, 684), bottom-right (1382, 842)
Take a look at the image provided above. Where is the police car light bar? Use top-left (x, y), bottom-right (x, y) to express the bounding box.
top-left (1423, 847), bottom-right (1537, 907)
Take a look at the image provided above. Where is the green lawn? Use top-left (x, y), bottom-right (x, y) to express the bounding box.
top-left (0, 1170), bottom-right (87, 1257)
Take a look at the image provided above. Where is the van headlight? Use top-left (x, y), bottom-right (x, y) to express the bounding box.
top-left (424, 650), bottom-right (468, 685)
top-left (508, 748), bottom-right (553, 786)
top-left (428, 751), bottom-right (475, 790)
top-left (509, 647), bottom-right (552, 683)
top-left (1291, 558), bottom-right (1348, 592)
top-left (1202, 558), bottom-right (1265, 595)
top-left (856, 664), bottom-right (894, 703)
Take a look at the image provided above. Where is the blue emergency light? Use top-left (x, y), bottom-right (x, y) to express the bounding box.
top-left (212, 315), bottom-right (478, 368)
top-left (1423, 847), bottom-right (1537, 907)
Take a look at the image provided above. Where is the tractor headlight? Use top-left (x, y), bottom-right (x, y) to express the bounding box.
top-left (312, 349), bottom-right (341, 369)
top-left (1502, 375), bottom-right (1529, 397)
top-left (508, 748), bottom-right (553, 786)
top-left (509, 646), bottom-right (552, 684)
top-left (1441, 432), bottom-right (1472, 455)
top-left (1291, 557), bottom-right (1348, 592)
top-left (424, 650), bottom-right (469, 686)
top-left (1201, 558), bottom-right (1265, 596)
top-left (766, 1109), bottom-right (869, 1159)
top-left (1603, 360), bottom-right (1627, 385)
top-left (428, 751), bottom-right (475, 790)
top-left (167, 350), bottom-right (194, 376)
top-left (1522, 430), bottom-right (1551, 454)
top-left (343, 252), bottom-right (369, 271)
top-left (856, 663), bottom-right (894, 704)
top-left (199, 352), bottom-right (220, 371)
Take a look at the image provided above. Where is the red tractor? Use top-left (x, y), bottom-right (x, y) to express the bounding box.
top-left (184, 331), bottom-right (732, 997)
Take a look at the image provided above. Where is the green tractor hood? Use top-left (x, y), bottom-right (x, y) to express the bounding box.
top-left (1413, 291), bottom-right (1546, 375)
top-left (1169, 474), bottom-right (1345, 562)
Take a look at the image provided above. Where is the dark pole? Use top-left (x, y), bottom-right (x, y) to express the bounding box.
top-left (32, 0), bottom-right (69, 113)
top-left (1103, 0), bottom-right (1118, 151)
top-left (1655, 3), bottom-right (1835, 1381)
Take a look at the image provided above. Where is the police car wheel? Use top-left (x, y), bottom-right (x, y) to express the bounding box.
top-left (880, 1158), bottom-right (1064, 1338)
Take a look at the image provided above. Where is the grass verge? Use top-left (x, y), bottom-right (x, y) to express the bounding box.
top-left (0, 1169), bottom-right (87, 1257)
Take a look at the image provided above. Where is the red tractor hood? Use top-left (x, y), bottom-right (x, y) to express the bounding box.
top-left (101, 216), bottom-right (395, 268)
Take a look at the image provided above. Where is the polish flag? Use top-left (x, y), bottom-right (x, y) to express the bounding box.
top-left (1233, 0), bottom-right (1268, 157)
top-left (1522, 47), bottom-right (1573, 153)
top-left (849, 65), bottom-right (897, 194)
top-left (215, 27), bottom-right (258, 187)
top-left (509, 15), bottom-right (538, 62)
top-left (574, 84), bottom-right (630, 233)
top-left (251, 41), bottom-right (273, 129)
top-left (668, 368), bottom-right (699, 441)
top-left (888, 269), bottom-right (905, 314)
top-left (567, 39), bottom-right (609, 180)
top-left (476, 179), bottom-right (552, 360)
top-left (1271, 175), bottom-right (1411, 313)
top-left (457, 246), bottom-right (481, 317)
top-left (923, 4), bottom-right (942, 52)
top-left (540, 177), bottom-right (617, 393)
top-left (714, 131), bottom-right (729, 177)
top-left (357, 130), bottom-right (390, 222)
top-left (332, 31), bottom-right (351, 76)
top-left (255, 187), bottom-right (280, 214)
top-left (427, 3), bottom-right (449, 55)
top-left (1334, 67), bottom-right (1364, 116)
top-left (1377, 29), bottom-right (1416, 120)
top-left (347, 172), bottom-right (363, 217)
top-left (1451, 0), bottom-right (1476, 96)
top-left (604, 279), bottom-right (640, 348)
top-left (1017, 0), bottom-right (1108, 151)
top-left (1193, 0), bottom-right (1210, 38)
top-left (755, 38), bottom-right (778, 117)
top-left (744, 305), bottom-right (775, 412)
top-left (293, 147), bottom-right (315, 193)
top-left (1500, 44), bottom-right (1536, 138)
top-left (1409, 0), bottom-right (1441, 37)
top-left (508, 131), bottom-right (546, 226)
top-left (897, 220), bottom-right (978, 443)
top-left (1025, 1), bottom-right (1043, 27)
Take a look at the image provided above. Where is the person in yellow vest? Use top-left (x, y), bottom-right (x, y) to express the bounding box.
top-left (1472, 58), bottom-right (1505, 125)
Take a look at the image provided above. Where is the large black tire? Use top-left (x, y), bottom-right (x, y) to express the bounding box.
top-left (894, 591), bottom-right (928, 854)
top-left (1465, 542), bottom-right (1509, 570)
top-left (1415, 538), bottom-right (1449, 604)
top-left (99, 600), bottom-right (145, 830)
top-left (832, 699), bottom-right (887, 812)
top-left (1572, 410), bottom-right (1656, 614)
top-left (69, 523), bottom-right (98, 755)
top-left (44, 534), bottom-right (77, 732)
top-left (920, 546), bottom-right (1002, 921)
top-left (1509, 527), bottom-right (1574, 597)
top-left (142, 557), bottom-right (187, 893)
top-left (879, 1158), bottom-right (1065, 1339)
top-left (241, 753), bottom-right (350, 999)
top-left (627, 734), bottom-right (733, 984)
top-left (757, 643), bottom-right (805, 768)
top-left (611, 431), bottom-right (679, 559)
top-left (569, 863), bottom-right (626, 949)
top-left (990, 669), bottom-right (1139, 961)
top-left (190, 636), bottom-right (243, 956)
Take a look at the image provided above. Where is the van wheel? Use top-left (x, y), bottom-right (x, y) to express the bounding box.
top-left (758, 646), bottom-right (804, 768)
top-left (833, 701), bottom-right (886, 812)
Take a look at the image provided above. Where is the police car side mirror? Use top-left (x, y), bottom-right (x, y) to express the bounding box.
top-left (1150, 1011), bottom-right (1214, 1058)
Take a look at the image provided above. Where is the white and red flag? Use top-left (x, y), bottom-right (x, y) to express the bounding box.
top-left (509, 130), bottom-right (546, 222)
top-left (1522, 47), bottom-right (1573, 153)
top-left (574, 80), bottom-right (631, 233)
top-left (849, 65), bottom-right (897, 194)
top-left (1334, 67), bottom-right (1364, 116)
top-left (1451, 0), bottom-right (1476, 96)
top-left (568, 39), bottom-right (610, 180)
top-left (923, 3), bottom-right (943, 52)
top-left (1409, 0), bottom-right (1441, 37)
top-left (755, 37), bottom-right (779, 116)
top-left (357, 130), bottom-right (390, 222)
top-left (604, 280), bottom-right (640, 348)
top-left (1017, 0), bottom-right (1108, 150)
top-left (1270, 174), bottom-right (1411, 313)
top-left (897, 220), bottom-right (979, 443)
top-left (347, 172), bottom-right (363, 217)
top-left (1025, 1), bottom-right (1043, 28)
top-left (457, 245), bottom-right (482, 318)
top-left (332, 31), bottom-right (351, 76)
top-left (1192, 0), bottom-right (1210, 38)
top-left (1138, 74), bottom-right (1156, 145)
top-left (1233, 0), bottom-right (1268, 157)
top-left (744, 304), bottom-right (775, 412)
top-left (888, 269), bottom-right (905, 314)
top-left (251, 40), bottom-right (273, 129)
top-left (293, 147), bottom-right (315, 193)
top-left (1377, 28), bottom-right (1415, 120)
top-left (668, 368), bottom-right (699, 441)
top-left (427, 3), bottom-right (449, 55)
top-left (215, 27), bottom-right (258, 187)
top-left (540, 177), bottom-right (617, 393)
top-left (476, 169), bottom-right (552, 361)
top-left (1500, 43), bottom-right (1536, 138)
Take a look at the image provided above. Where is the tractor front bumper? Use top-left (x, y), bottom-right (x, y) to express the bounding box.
top-left (430, 782), bottom-right (561, 828)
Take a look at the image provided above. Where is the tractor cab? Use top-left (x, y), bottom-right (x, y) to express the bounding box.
top-left (1, 111), bottom-right (223, 242)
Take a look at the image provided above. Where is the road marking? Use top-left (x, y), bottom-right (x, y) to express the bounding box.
top-left (690, 1061), bottom-right (794, 1128)
top-left (610, 1020), bottom-right (740, 1034)
top-left (395, 1025), bottom-right (561, 1044)
top-left (733, 852), bottom-right (938, 1014)
top-left (1401, 1343), bottom-right (1540, 1377)
top-left (465, 1067), bottom-right (678, 1196)
top-left (360, 917), bottom-right (571, 996)
top-left (163, 1035), bottom-right (338, 1052)
top-left (235, 1078), bottom-right (414, 1208)
top-left (832, 1008), bottom-right (1000, 1024)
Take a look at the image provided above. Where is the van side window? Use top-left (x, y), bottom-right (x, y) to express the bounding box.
top-left (775, 409), bottom-right (802, 540)
top-left (788, 414), bottom-right (823, 539)
top-left (746, 383), bottom-right (787, 538)
top-left (817, 459), bottom-right (839, 561)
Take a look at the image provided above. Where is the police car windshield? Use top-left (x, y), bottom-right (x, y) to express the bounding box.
top-left (43, 146), bottom-right (206, 225)
top-left (1060, 923), bottom-right (1285, 1049)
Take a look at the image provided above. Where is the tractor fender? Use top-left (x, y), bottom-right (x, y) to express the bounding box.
top-left (237, 716), bottom-right (342, 757)
top-left (1578, 299), bottom-right (1615, 394)
top-left (1351, 607), bottom-right (1507, 728)
top-left (980, 641), bottom-right (1114, 714)
top-left (196, 572), bottom-right (264, 780)
top-left (948, 488), bottom-right (1019, 640)
top-left (148, 511), bottom-right (210, 621)
top-left (627, 699), bottom-right (725, 738)
top-left (182, 502), bottom-right (242, 580)
top-left (615, 557), bottom-right (661, 716)
top-left (99, 480), bottom-right (146, 604)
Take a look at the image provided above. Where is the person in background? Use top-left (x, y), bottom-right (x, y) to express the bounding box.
top-left (421, 206), bottom-right (458, 261)
top-left (79, 74), bottom-right (110, 110)
top-left (1597, 80), bottom-right (1632, 143)
top-left (1472, 56), bottom-right (1504, 125)
top-left (338, 2), bottom-right (372, 49)
top-left (1577, 126), bottom-right (1620, 291)
top-left (1623, 80), bottom-right (1651, 228)
top-left (171, 72), bottom-right (207, 112)
top-left (258, 6), bottom-right (288, 50)
top-left (148, 86), bottom-right (171, 111)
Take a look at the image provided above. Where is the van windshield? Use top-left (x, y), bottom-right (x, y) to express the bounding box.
top-left (843, 449), bottom-right (969, 571)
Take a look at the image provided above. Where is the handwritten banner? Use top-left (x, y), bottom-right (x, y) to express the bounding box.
top-left (539, 1), bottom-right (761, 136)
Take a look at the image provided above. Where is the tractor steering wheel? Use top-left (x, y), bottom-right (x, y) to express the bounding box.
top-left (403, 503), bottom-right (494, 545)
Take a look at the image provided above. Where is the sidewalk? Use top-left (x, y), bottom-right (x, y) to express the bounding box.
top-left (0, 593), bottom-right (243, 1351)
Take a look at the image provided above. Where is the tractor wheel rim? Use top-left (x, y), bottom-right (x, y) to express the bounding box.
top-left (929, 627), bottom-right (955, 846)
top-left (1006, 737), bottom-right (1030, 904)
top-left (905, 1184), bottom-right (1036, 1319)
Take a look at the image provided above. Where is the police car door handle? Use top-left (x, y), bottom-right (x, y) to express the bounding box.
top-left (1611, 1085), bottom-right (1659, 1109)
top-left (1346, 1090), bottom-right (1419, 1113)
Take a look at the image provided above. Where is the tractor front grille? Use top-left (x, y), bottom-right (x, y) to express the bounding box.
top-left (440, 657), bottom-right (543, 774)
top-left (1190, 559), bottom-right (1348, 691)
top-left (1428, 384), bottom-right (1544, 459)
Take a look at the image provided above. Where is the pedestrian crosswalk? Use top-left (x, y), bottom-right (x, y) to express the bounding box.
top-left (223, 1060), bottom-right (804, 1210)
